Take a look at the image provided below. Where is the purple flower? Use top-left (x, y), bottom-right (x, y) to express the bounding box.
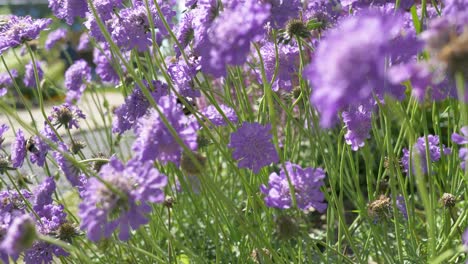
top-left (77, 32), bottom-right (90, 51)
top-left (401, 135), bottom-right (451, 174)
top-left (442, 0), bottom-right (468, 25)
top-left (303, 9), bottom-right (414, 128)
top-left (201, 104), bottom-right (238, 126)
top-left (24, 240), bottom-right (68, 264)
top-left (0, 15), bottom-right (52, 55)
top-left (48, 0), bottom-right (87, 25)
top-left (451, 127), bottom-right (468, 170)
top-left (45, 28), bottom-right (67, 50)
top-left (112, 81), bottom-right (168, 134)
top-left (260, 162), bottom-right (327, 212)
top-left (24, 61), bottom-right (43, 89)
top-left (342, 104), bottom-right (372, 151)
top-left (175, 13), bottom-right (195, 55)
top-left (53, 143), bottom-right (83, 188)
top-left (79, 157), bottom-right (167, 241)
top-left (33, 177), bottom-right (55, 211)
top-left (266, 0), bottom-right (302, 29)
top-left (0, 214), bottom-right (36, 257)
top-left (198, 1), bottom-right (270, 77)
top-left (132, 96), bottom-right (199, 166)
top-left (94, 0), bottom-right (124, 20)
top-left (0, 124), bottom-right (9, 148)
top-left (48, 103), bottom-right (86, 129)
top-left (93, 47), bottom-right (122, 84)
top-left (0, 69), bottom-right (18, 97)
top-left (11, 129), bottom-right (26, 168)
top-left (396, 195), bottom-right (408, 219)
top-left (28, 133), bottom-right (50, 168)
top-left (167, 59), bottom-right (200, 98)
top-left (228, 122), bottom-right (279, 173)
top-left (463, 228), bottom-right (468, 248)
top-left (258, 42), bottom-right (299, 92)
top-left (65, 59), bottom-right (91, 104)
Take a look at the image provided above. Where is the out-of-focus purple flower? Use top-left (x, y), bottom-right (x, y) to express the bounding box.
top-left (303, 10), bottom-right (415, 128)
top-left (167, 59), bottom-right (200, 98)
top-left (0, 124), bottom-right (9, 147)
top-left (0, 15), bottom-right (52, 55)
top-left (463, 228), bottom-right (468, 248)
top-left (79, 157), bottom-right (167, 241)
top-left (258, 42), bottom-right (299, 92)
top-left (65, 59), bottom-right (91, 104)
top-left (93, 47), bottom-right (121, 84)
top-left (198, 1), bottom-right (270, 77)
top-left (48, 103), bottom-right (86, 129)
top-left (48, 0), bottom-right (87, 25)
top-left (260, 162), bottom-right (327, 212)
top-left (201, 104), bottom-right (238, 126)
top-left (28, 132), bottom-right (50, 168)
top-left (396, 195), bottom-right (408, 219)
top-left (451, 126), bottom-right (468, 170)
top-left (0, 214), bottom-right (36, 257)
top-left (32, 177), bottom-right (55, 211)
top-left (112, 81), bottom-right (168, 134)
top-left (132, 96), bottom-right (199, 166)
top-left (11, 129), bottom-right (26, 168)
top-left (93, 0), bottom-right (124, 20)
top-left (401, 135), bottom-right (451, 174)
top-left (175, 13), bottom-right (195, 55)
top-left (53, 143), bottom-right (83, 188)
top-left (23, 61), bottom-right (43, 89)
top-left (342, 104), bottom-right (372, 151)
top-left (304, 0), bottom-right (343, 31)
top-left (0, 69), bottom-right (18, 96)
top-left (442, 0), bottom-right (468, 25)
top-left (265, 0), bottom-right (301, 29)
top-left (45, 28), bottom-right (67, 50)
top-left (77, 32), bottom-right (90, 51)
top-left (228, 122), bottom-right (279, 173)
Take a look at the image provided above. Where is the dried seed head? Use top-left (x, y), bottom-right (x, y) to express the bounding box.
top-left (286, 19), bottom-right (310, 39)
top-left (56, 222), bottom-right (80, 242)
top-left (163, 196), bottom-right (175, 208)
top-left (368, 195), bottom-right (392, 221)
top-left (440, 193), bottom-right (456, 208)
top-left (92, 152), bottom-right (108, 172)
top-left (70, 140), bottom-right (86, 154)
top-left (250, 248), bottom-right (271, 264)
top-left (438, 30), bottom-right (468, 77)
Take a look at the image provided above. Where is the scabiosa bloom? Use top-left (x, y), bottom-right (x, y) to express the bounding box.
top-left (0, 69), bottom-right (18, 97)
top-left (303, 10), bottom-right (413, 127)
top-left (175, 13), bottom-right (195, 55)
top-left (11, 129), bottom-right (26, 168)
top-left (94, 0), bottom-right (124, 20)
top-left (48, 0), bottom-right (87, 25)
top-left (28, 133), bottom-right (50, 167)
top-left (198, 1), bottom-right (270, 77)
top-left (48, 103), bottom-right (86, 129)
top-left (396, 195), bottom-right (408, 219)
top-left (265, 0), bottom-right (302, 29)
top-left (0, 124), bottom-right (8, 147)
top-left (0, 15), bottom-right (52, 54)
top-left (342, 104), bottom-right (372, 151)
top-left (0, 214), bottom-right (36, 257)
top-left (167, 59), bottom-right (200, 98)
top-left (112, 81), bottom-right (168, 134)
top-left (32, 177), bottom-right (55, 211)
top-left (463, 228), bottom-right (468, 248)
top-left (201, 104), bottom-right (238, 126)
top-left (452, 126), bottom-right (468, 170)
top-left (23, 61), bottom-right (43, 89)
top-left (132, 96), bottom-right (199, 166)
top-left (79, 157), bottom-right (167, 241)
top-left (64, 59), bottom-right (91, 104)
top-left (45, 28), bottom-right (67, 50)
top-left (401, 135), bottom-right (451, 174)
top-left (93, 47), bottom-right (121, 84)
top-left (258, 42), bottom-right (299, 92)
top-left (53, 143), bottom-right (83, 188)
top-left (260, 162), bottom-right (327, 212)
top-left (77, 32), bottom-right (90, 51)
top-left (228, 122), bottom-right (279, 173)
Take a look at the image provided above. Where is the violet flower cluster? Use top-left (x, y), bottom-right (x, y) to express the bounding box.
top-left (401, 135), bottom-right (451, 175)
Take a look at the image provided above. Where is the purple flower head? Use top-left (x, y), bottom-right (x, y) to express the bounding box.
top-left (77, 32), bottom-right (90, 51)
top-left (264, 0), bottom-right (301, 29)
top-left (342, 104), bottom-right (372, 151)
top-left (260, 162), bottom-right (327, 212)
top-left (303, 9), bottom-right (413, 128)
top-left (0, 69), bottom-right (18, 97)
top-left (0, 214), bottom-right (36, 257)
top-left (112, 80), bottom-right (168, 134)
top-left (396, 195), bottom-right (408, 219)
top-left (175, 13), bottom-right (195, 55)
top-left (0, 15), bottom-right (52, 55)
top-left (11, 129), bottom-right (27, 168)
top-left (401, 135), bottom-right (451, 175)
top-left (228, 122), bottom-right (279, 173)
top-left (201, 104), bottom-right (238, 126)
top-left (304, 0), bottom-right (343, 31)
top-left (33, 177), bottom-right (56, 211)
top-left (79, 157), bottom-right (167, 241)
top-left (93, 47), bottom-right (122, 84)
top-left (132, 95), bottom-right (199, 166)
top-left (463, 228), bottom-right (468, 248)
top-left (45, 28), bottom-right (67, 50)
top-left (442, 0), bottom-right (468, 25)
top-left (28, 132), bottom-right (50, 168)
top-left (24, 240), bottom-right (68, 264)
top-left (48, 103), bottom-right (86, 129)
top-left (198, 1), bottom-right (270, 77)
top-left (24, 61), bottom-right (43, 89)
top-left (258, 42), bottom-right (299, 92)
top-left (0, 124), bottom-right (9, 147)
top-left (94, 0), bottom-right (124, 20)
top-left (167, 59), bottom-right (200, 98)
top-left (451, 127), bottom-right (468, 170)
top-left (48, 0), bottom-right (87, 25)
top-left (65, 59), bottom-right (91, 104)
top-left (53, 143), bottom-right (83, 188)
